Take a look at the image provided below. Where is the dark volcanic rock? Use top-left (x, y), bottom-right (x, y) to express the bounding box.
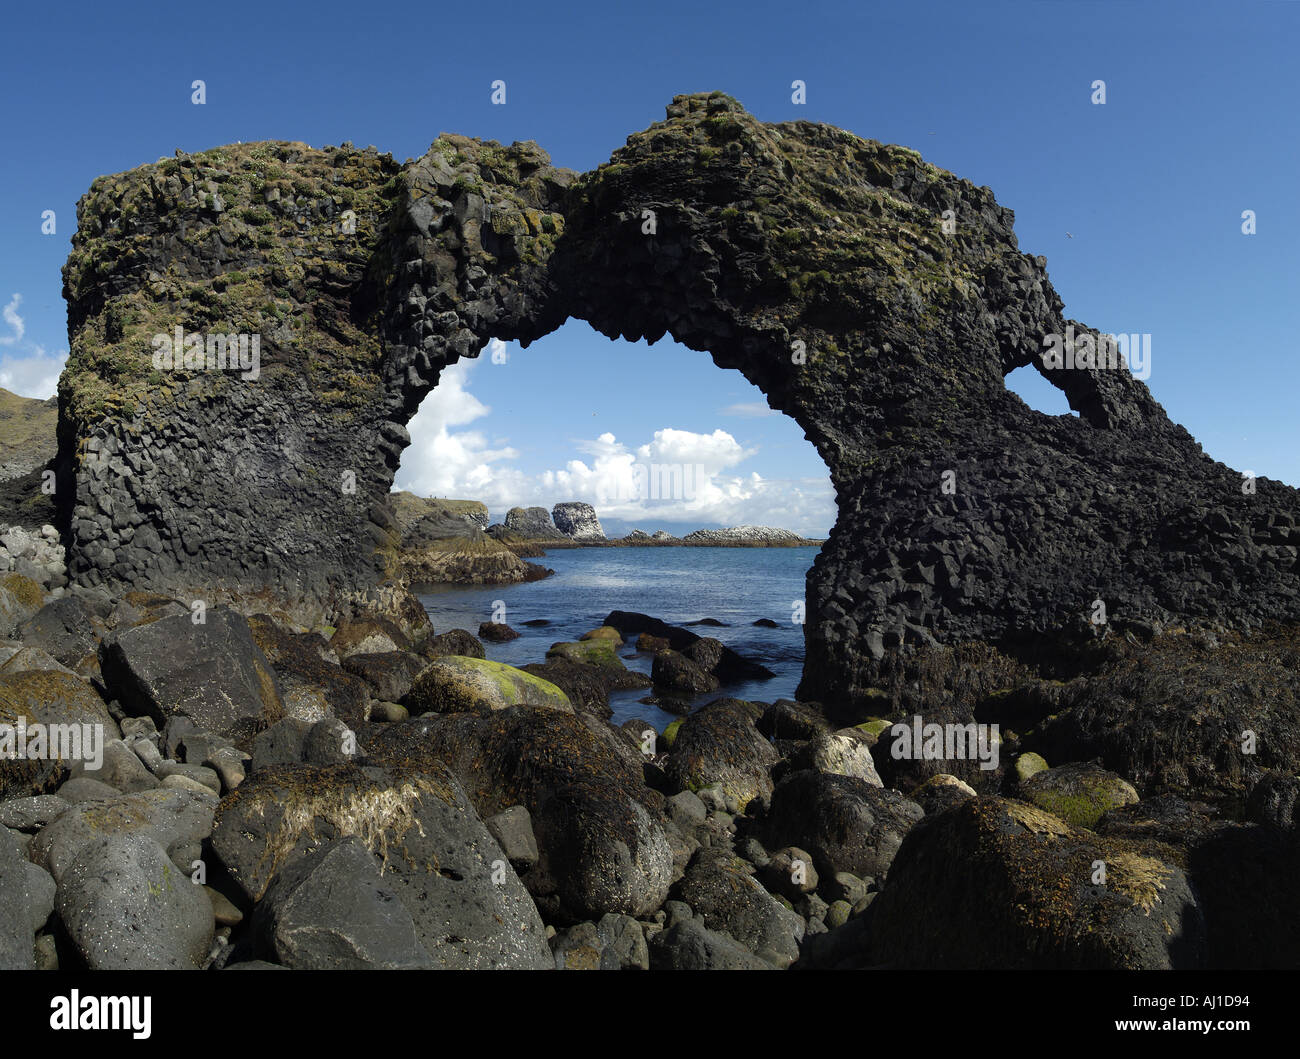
top-left (868, 798), bottom-right (1205, 970)
top-left (17, 597), bottom-right (100, 666)
top-left (662, 698), bottom-right (778, 809)
top-left (100, 608), bottom-right (282, 738)
top-left (56, 92), bottom-right (1300, 728)
top-left (757, 770), bottom-right (923, 880)
top-left (210, 761), bottom-right (551, 968)
top-left (363, 708), bottom-right (671, 919)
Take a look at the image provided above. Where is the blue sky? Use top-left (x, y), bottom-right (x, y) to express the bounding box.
top-left (1, 0), bottom-right (1295, 536)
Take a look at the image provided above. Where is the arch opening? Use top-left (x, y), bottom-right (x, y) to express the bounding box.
top-left (388, 320), bottom-right (835, 724)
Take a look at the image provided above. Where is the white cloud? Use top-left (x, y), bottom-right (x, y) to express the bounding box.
top-left (0, 344), bottom-right (67, 399)
top-left (720, 401), bottom-right (773, 418)
top-left (0, 294), bottom-right (25, 347)
top-left (394, 355), bottom-right (534, 508)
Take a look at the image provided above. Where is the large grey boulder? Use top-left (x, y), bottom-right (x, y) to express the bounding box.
top-left (211, 761), bottom-right (551, 969)
top-left (57, 833), bottom-right (214, 970)
top-left (254, 837), bottom-right (435, 969)
top-left (99, 607), bottom-right (283, 738)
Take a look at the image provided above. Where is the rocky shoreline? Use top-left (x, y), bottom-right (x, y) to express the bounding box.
top-left (2, 566), bottom-right (1296, 969)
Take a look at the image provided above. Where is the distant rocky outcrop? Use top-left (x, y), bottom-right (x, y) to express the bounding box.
top-left (384, 494), bottom-right (550, 587)
top-left (502, 507), bottom-right (568, 541)
top-left (552, 502), bottom-right (605, 542)
top-left (681, 526), bottom-right (817, 547)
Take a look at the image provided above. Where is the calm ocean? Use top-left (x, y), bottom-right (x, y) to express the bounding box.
top-left (416, 545), bottom-right (819, 731)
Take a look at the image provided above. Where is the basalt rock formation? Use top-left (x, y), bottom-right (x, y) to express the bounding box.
top-left (58, 92), bottom-right (1300, 708)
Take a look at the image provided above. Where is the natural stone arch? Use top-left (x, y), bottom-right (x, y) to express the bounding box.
top-left (58, 92), bottom-right (1300, 711)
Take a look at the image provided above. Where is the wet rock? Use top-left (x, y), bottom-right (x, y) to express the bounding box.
top-left (758, 770), bottom-right (923, 880)
top-left (662, 698), bottom-right (778, 809)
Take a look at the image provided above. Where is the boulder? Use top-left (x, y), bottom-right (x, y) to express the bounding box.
top-left (758, 769), bottom-right (923, 879)
top-left (870, 797), bottom-right (1206, 969)
top-left (0, 670), bottom-right (121, 800)
top-left (1023, 761), bottom-right (1140, 829)
top-left (662, 698), bottom-right (778, 809)
top-left (254, 836), bottom-right (435, 969)
top-left (673, 847), bottom-right (805, 967)
top-left (651, 649), bottom-right (719, 693)
top-left (364, 708), bottom-right (672, 919)
top-left (99, 608), bottom-right (282, 738)
top-left (403, 656), bottom-right (572, 715)
top-left (210, 761), bottom-right (551, 968)
top-left (648, 919), bottom-right (774, 970)
top-left (56, 832), bottom-right (214, 969)
top-left (17, 597), bottom-right (100, 667)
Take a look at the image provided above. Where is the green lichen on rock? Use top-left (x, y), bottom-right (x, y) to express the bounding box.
top-left (1023, 762), bottom-right (1139, 829)
top-left (403, 655), bottom-right (572, 715)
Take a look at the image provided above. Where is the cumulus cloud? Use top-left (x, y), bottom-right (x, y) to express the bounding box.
top-left (0, 344), bottom-right (67, 399)
top-left (0, 294), bottom-right (25, 346)
top-left (393, 356), bottom-right (534, 508)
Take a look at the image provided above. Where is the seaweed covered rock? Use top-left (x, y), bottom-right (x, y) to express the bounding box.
top-left (868, 797), bottom-right (1205, 969)
top-left (1028, 628), bottom-right (1300, 807)
top-left (210, 760), bottom-right (551, 968)
top-left (0, 670), bottom-right (121, 799)
top-left (363, 708), bottom-right (671, 918)
top-left (662, 698), bottom-right (778, 809)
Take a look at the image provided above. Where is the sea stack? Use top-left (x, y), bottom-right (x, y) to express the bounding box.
top-left (552, 502), bottom-right (606, 542)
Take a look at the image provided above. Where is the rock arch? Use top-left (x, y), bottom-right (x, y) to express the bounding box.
top-left (58, 92), bottom-right (1300, 710)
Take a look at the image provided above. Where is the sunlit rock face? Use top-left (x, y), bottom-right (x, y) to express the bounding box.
top-left (59, 92), bottom-right (1300, 704)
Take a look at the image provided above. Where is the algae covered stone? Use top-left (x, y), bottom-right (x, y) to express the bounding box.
top-left (403, 656), bottom-right (572, 714)
top-left (1022, 761), bottom-right (1139, 829)
top-left (546, 638), bottom-right (624, 669)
